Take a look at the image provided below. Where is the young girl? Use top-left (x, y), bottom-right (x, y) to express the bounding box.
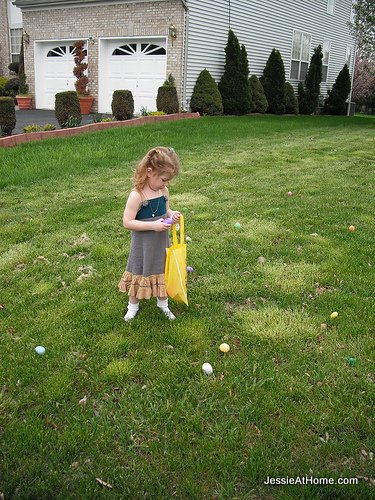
top-left (118, 146), bottom-right (181, 321)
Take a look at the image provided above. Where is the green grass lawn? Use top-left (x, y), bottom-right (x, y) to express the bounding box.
top-left (1, 115), bottom-right (374, 499)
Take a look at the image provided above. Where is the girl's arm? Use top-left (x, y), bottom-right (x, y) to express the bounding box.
top-left (164, 187), bottom-right (181, 222)
top-left (123, 191), bottom-right (169, 232)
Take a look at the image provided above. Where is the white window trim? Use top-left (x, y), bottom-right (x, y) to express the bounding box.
top-left (322, 39), bottom-right (331, 83)
top-left (289, 29), bottom-right (312, 81)
top-left (327, 0), bottom-right (335, 15)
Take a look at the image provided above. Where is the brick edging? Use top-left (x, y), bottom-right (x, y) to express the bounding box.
top-left (0, 112), bottom-right (200, 148)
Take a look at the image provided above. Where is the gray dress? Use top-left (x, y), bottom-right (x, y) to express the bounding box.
top-left (118, 194), bottom-right (169, 299)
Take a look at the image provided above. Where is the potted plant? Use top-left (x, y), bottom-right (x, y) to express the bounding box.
top-left (16, 35), bottom-right (32, 110)
top-left (73, 40), bottom-right (93, 114)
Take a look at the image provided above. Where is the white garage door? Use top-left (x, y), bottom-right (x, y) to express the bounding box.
top-left (35, 42), bottom-right (85, 110)
top-left (99, 38), bottom-right (167, 114)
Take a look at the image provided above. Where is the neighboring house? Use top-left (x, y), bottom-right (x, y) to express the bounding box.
top-left (5, 0), bottom-right (355, 113)
top-left (0, 0), bottom-right (23, 75)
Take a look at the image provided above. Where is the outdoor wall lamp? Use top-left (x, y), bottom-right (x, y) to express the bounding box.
top-left (23, 30), bottom-right (30, 45)
top-left (169, 24), bottom-right (177, 44)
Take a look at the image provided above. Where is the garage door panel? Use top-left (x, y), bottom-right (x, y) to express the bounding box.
top-left (100, 38), bottom-right (167, 113)
top-left (36, 42), bottom-right (82, 110)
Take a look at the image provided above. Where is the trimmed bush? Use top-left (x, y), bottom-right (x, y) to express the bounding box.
top-left (298, 45), bottom-right (323, 114)
top-left (261, 49), bottom-right (286, 114)
top-left (73, 40), bottom-right (89, 96)
top-left (0, 77), bottom-right (8, 96)
top-left (4, 77), bottom-right (19, 97)
top-left (0, 96), bottom-right (16, 136)
top-left (18, 36), bottom-right (29, 95)
top-left (190, 69), bottom-right (223, 115)
top-left (8, 62), bottom-right (19, 74)
top-left (156, 75), bottom-right (179, 114)
top-left (111, 90), bottom-right (134, 120)
top-left (249, 75), bottom-right (268, 113)
top-left (284, 82), bottom-right (299, 114)
top-left (156, 87), bottom-right (179, 114)
top-left (55, 91), bottom-right (81, 128)
top-left (324, 64), bottom-right (351, 115)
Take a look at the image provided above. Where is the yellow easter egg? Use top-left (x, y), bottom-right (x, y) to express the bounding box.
top-left (219, 343), bottom-right (230, 353)
top-left (330, 311), bottom-right (338, 319)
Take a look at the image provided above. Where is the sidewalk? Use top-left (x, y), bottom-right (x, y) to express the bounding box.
top-left (14, 109), bottom-right (101, 134)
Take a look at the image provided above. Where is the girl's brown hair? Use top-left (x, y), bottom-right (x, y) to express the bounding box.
top-left (132, 147), bottom-right (180, 191)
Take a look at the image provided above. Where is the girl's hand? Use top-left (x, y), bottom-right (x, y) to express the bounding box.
top-left (152, 219), bottom-right (170, 232)
top-left (171, 211), bottom-right (181, 223)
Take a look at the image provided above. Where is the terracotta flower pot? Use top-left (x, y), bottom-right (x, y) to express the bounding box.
top-left (16, 95), bottom-right (32, 110)
top-left (78, 95), bottom-right (94, 115)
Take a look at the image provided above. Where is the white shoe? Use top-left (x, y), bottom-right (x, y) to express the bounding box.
top-left (124, 311), bottom-right (137, 322)
top-left (124, 303), bottom-right (139, 322)
top-left (158, 307), bottom-right (176, 321)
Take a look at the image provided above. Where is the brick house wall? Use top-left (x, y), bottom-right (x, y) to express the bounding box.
top-left (0, 0), bottom-right (11, 76)
top-left (22, 0), bottom-right (186, 111)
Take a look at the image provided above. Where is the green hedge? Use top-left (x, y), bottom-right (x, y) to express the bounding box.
top-left (190, 69), bottom-right (223, 116)
top-left (0, 96), bottom-right (16, 136)
top-left (55, 91), bottom-right (81, 128)
top-left (111, 90), bottom-right (134, 120)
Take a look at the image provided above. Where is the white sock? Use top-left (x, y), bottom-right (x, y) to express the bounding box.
top-left (157, 298), bottom-right (176, 320)
top-left (124, 301), bottom-right (139, 322)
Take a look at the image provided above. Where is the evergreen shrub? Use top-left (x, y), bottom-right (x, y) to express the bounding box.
top-left (249, 75), bottom-right (268, 113)
top-left (261, 49), bottom-right (286, 114)
top-left (8, 62), bottom-right (19, 74)
top-left (55, 91), bottom-right (81, 128)
top-left (0, 96), bottom-right (16, 136)
top-left (219, 30), bottom-right (252, 115)
top-left (0, 77), bottom-right (8, 96)
top-left (298, 45), bottom-right (323, 114)
top-left (284, 82), bottom-right (299, 114)
top-left (324, 64), bottom-right (351, 115)
top-left (4, 78), bottom-right (19, 97)
top-left (190, 69), bottom-right (223, 115)
top-left (112, 90), bottom-right (134, 120)
top-left (156, 75), bottom-right (179, 114)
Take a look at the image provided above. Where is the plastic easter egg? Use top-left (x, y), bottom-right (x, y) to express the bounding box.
top-left (186, 266), bottom-right (194, 272)
top-left (219, 343), bottom-right (230, 353)
top-left (35, 346), bottom-right (46, 355)
top-left (348, 225), bottom-right (355, 232)
top-left (202, 362), bottom-right (213, 375)
top-left (186, 236), bottom-right (192, 242)
top-left (234, 222), bottom-right (241, 229)
top-left (348, 357), bottom-right (356, 366)
top-left (330, 311), bottom-right (338, 319)
top-left (287, 191), bottom-right (293, 196)
top-left (163, 217), bottom-right (173, 225)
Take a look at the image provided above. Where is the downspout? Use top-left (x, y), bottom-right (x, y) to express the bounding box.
top-left (347, 36), bottom-right (356, 116)
top-left (181, 0), bottom-right (189, 110)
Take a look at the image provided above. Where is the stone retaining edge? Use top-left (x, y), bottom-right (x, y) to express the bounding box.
top-left (0, 112), bottom-right (200, 148)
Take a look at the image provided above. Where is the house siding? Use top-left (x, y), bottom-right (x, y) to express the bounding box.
top-left (21, 0), bottom-right (185, 111)
top-left (0, 0), bottom-right (11, 75)
top-left (10, 0), bottom-right (355, 111)
top-left (185, 0), bottom-right (355, 104)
